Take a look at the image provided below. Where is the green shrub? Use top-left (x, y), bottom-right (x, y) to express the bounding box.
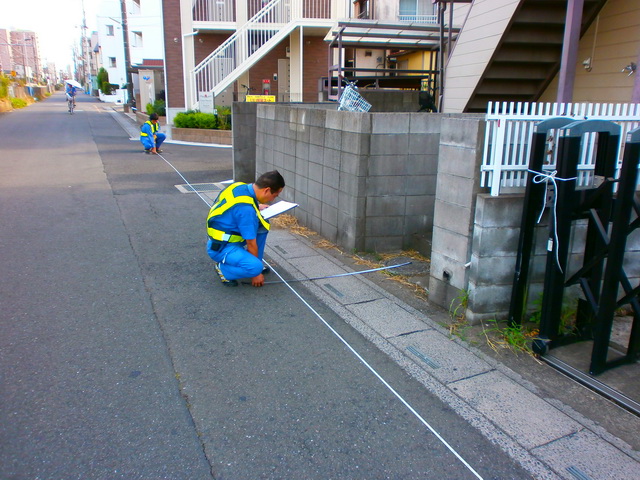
top-left (173, 108), bottom-right (233, 130)
top-left (101, 81), bottom-right (113, 95)
top-left (216, 106), bottom-right (232, 130)
top-left (11, 97), bottom-right (27, 109)
top-left (146, 100), bottom-right (166, 116)
top-left (0, 75), bottom-right (10, 99)
top-left (153, 99), bottom-right (166, 116)
top-left (97, 68), bottom-right (109, 89)
top-left (174, 111), bottom-right (218, 129)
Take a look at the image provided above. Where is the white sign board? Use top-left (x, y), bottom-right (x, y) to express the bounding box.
top-left (199, 92), bottom-right (214, 114)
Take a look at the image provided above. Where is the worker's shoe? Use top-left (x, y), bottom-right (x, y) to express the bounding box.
top-left (261, 266), bottom-right (271, 275)
top-left (144, 149), bottom-right (151, 154)
top-left (156, 149), bottom-right (163, 153)
top-left (215, 263), bottom-right (238, 287)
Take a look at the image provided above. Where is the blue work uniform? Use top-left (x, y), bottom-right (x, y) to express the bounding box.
top-left (206, 183), bottom-right (269, 281)
top-left (140, 120), bottom-right (166, 151)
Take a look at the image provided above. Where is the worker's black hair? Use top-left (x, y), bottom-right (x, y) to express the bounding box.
top-left (149, 113), bottom-right (159, 121)
top-left (255, 170), bottom-right (285, 193)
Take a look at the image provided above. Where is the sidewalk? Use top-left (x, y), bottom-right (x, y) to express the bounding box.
top-left (112, 105), bottom-right (640, 480)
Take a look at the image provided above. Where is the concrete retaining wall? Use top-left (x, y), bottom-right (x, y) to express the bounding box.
top-left (171, 127), bottom-right (232, 145)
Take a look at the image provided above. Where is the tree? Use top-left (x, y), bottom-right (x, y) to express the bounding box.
top-left (97, 68), bottom-right (112, 94)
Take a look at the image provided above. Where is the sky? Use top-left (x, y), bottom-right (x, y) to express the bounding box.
top-left (1, 0), bottom-right (101, 69)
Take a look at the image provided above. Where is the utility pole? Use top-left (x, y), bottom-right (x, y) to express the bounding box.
top-left (120, 0), bottom-right (135, 110)
top-left (81, 1), bottom-right (89, 90)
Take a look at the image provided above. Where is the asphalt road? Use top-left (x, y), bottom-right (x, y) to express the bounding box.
top-left (0, 93), bottom-right (532, 479)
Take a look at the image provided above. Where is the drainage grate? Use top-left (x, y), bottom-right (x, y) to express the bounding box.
top-left (407, 345), bottom-right (441, 369)
top-left (175, 183), bottom-right (225, 194)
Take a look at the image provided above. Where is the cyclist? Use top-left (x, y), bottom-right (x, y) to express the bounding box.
top-left (65, 82), bottom-right (77, 112)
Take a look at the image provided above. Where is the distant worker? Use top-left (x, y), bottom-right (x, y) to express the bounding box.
top-left (65, 82), bottom-right (77, 112)
top-left (206, 171), bottom-right (285, 287)
top-left (140, 112), bottom-right (166, 154)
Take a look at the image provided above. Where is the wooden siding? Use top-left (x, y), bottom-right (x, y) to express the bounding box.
top-left (540, 0), bottom-right (640, 103)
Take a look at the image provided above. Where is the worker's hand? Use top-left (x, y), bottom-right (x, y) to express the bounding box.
top-left (251, 273), bottom-right (265, 287)
top-left (151, 147), bottom-right (157, 154)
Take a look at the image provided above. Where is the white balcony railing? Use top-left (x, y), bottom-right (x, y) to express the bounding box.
top-left (189, 0), bottom-right (334, 108)
top-left (193, 0), bottom-right (236, 23)
top-left (397, 14), bottom-right (438, 24)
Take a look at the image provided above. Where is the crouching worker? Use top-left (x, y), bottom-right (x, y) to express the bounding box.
top-left (206, 171), bottom-right (285, 287)
top-left (140, 113), bottom-right (166, 154)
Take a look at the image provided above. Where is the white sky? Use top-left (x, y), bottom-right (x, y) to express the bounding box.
top-left (1, 0), bottom-right (101, 69)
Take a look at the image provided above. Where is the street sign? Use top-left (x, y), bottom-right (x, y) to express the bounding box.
top-left (199, 92), bottom-right (214, 113)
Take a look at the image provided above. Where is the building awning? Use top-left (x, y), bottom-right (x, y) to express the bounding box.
top-left (325, 19), bottom-right (457, 50)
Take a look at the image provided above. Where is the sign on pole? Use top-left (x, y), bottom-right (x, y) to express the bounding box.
top-left (199, 91), bottom-right (214, 113)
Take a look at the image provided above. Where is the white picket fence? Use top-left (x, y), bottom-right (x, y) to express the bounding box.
top-left (481, 102), bottom-right (640, 196)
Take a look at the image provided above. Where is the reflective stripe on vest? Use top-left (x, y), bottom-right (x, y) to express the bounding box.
top-left (206, 182), bottom-right (270, 243)
top-left (140, 120), bottom-right (158, 137)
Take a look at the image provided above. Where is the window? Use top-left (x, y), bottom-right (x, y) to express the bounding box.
top-left (109, 57), bottom-right (117, 68)
top-left (107, 25), bottom-right (114, 36)
top-left (132, 31), bottom-right (143, 48)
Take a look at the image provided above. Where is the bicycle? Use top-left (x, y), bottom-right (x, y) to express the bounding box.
top-left (241, 84), bottom-right (255, 101)
top-left (337, 79), bottom-right (371, 113)
top-left (67, 94), bottom-right (76, 114)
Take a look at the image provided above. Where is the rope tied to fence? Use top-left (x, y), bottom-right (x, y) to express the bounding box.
top-left (528, 169), bottom-right (577, 273)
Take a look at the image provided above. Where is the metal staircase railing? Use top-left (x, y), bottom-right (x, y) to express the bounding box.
top-left (189, 0), bottom-right (333, 109)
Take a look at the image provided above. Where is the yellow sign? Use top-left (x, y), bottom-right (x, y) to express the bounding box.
top-left (246, 95), bottom-right (275, 103)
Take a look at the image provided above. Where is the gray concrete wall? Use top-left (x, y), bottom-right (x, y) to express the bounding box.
top-left (428, 116), bottom-right (485, 313)
top-left (232, 102), bottom-right (259, 183)
top-left (252, 104), bottom-right (443, 255)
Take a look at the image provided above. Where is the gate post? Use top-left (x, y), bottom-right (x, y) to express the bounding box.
top-left (590, 126), bottom-right (640, 374)
top-left (535, 120), bottom-right (621, 354)
top-left (508, 117), bottom-right (573, 327)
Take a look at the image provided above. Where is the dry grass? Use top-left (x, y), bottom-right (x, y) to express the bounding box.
top-left (271, 214), bottom-right (312, 237)
top-left (273, 214), bottom-right (429, 299)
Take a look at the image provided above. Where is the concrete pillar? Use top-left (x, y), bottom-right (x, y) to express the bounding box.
top-left (556, 0), bottom-right (585, 103)
top-left (180, 0), bottom-right (196, 110)
top-left (289, 27), bottom-right (303, 102)
top-left (428, 116), bottom-right (485, 316)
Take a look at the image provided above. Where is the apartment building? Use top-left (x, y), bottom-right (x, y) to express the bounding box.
top-left (443, 0), bottom-right (639, 112)
top-left (160, 0), bottom-right (638, 121)
top-left (0, 30), bottom-right (43, 82)
top-left (96, 0), bottom-right (165, 106)
top-left (0, 29), bottom-right (12, 74)
top-left (161, 0), bottom-right (469, 121)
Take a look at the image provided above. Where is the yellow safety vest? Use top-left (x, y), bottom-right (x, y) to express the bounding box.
top-left (140, 120), bottom-right (158, 136)
top-left (206, 182), bottom-right (270, 243)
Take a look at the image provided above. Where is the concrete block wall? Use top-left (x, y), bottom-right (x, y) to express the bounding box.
top-left (252, 104), bottom-right (443, 254)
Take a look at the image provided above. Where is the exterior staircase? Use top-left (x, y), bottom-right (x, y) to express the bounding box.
top-left (461, 0), bottom-right (608, 112)
top-left (189, 0), bottom-right (334, 109)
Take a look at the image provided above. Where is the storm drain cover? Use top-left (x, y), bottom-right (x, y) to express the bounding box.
top-left (175, 182), bottom-right (226, 194)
